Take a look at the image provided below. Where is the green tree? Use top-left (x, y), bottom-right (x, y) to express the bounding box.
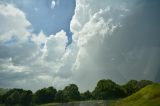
top-left (2, 89), bottom-right (22, 105)
top-left (19, 90), bottom-right (32, 106)
top-left (123, 80), bottom-right (153, 96)
top-left (5, 91), bottom-right (20, 106)
top-left (33, 86), bottom-right (57, 104)
top-left (55, 90), bottom-right (65, 103)
top-left (63, 84), bottom-right (81, 102)
top-left (93, 79), bottom-right (126, 100)
top-left (2, 88), bottom-right (33, 106)
top-left (136, 80), bottom-right (153, 91)
top-left (81, 90), bottom-right (93, 100)
top-left (0, 95), bottom-right (2, 104)
top-left (122, 80), bottom-right (138, 96)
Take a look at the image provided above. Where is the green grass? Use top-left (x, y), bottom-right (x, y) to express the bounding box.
top-left (113, 83), bottom-right (160, 106)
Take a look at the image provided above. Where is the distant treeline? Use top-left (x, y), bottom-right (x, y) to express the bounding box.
top-left (0, 79), bottom-right (153, 106)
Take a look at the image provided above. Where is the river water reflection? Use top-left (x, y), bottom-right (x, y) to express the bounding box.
top-left (60, 101), bottom-right (108, 106)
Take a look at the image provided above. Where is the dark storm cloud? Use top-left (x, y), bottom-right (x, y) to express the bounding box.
top-left (69, 0), bottom-right (160, 91)
top-left (108, 0), bottom-right (160, 81)
top-left (93, 0), bottom-right (160, 82)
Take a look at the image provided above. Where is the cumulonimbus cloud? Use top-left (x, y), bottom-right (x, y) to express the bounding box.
top-left (69, 0), bottom-right (160, 91)
top-left (0, 0), bottom-right (160, 92)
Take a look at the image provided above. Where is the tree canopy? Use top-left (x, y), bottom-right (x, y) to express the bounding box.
top-left (0, 79), bottom-right (155, 105)
top-left (33, 86), bottom-right (57, 104)
top-left (93, 79), bottom-right (126, 100)
top-left (122, 80), bottom-right (153, 96)
top-left (2, 89), bottom-right (32, 106)
top-left (63, 84), bottom-right (81, 102)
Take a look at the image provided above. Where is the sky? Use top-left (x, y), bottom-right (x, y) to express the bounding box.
top-left (0, 0), bottom-right (160, 92)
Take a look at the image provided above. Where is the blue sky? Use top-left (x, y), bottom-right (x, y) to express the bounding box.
top-left (6, 0), bottom-right (75, 44)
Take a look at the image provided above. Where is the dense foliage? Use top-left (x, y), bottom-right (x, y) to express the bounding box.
top-left (63, 84), bottom-right (81, 102)
top-left (0, 79), bottom-right (154, 105)
top-left (55, 90), bottom-right (65, 103)
top-left (81, 90), bottom-right (93, 100)
top-left (33, 87), bottom-right (57, 104)
top-left (122, 80), bottom-right (153, 96)
top-left (1, 89), bottom-right (32, 106)
top-left (93, 79), bottom-right (126, 100)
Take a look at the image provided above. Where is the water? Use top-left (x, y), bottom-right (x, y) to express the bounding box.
top-left (60, 100), bottom-right (108, 106)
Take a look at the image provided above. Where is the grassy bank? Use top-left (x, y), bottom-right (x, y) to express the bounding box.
top-left (112, 83), bottom-right (160, 106)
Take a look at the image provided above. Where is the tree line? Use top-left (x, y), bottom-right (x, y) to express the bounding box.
top-left (0, 79), bottom-right (153, 106)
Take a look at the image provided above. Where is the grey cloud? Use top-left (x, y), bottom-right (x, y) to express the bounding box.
top-left (70, 0), bottom-right (160, 91)
top-left (108, 0), bottom-right (160, 80)
top-left (0, 43), bottom-right (40, 65)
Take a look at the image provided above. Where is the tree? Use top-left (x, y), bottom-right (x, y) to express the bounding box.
top-left (55, 90), bottom-right (65, 103)
top-left (2, 89), bottom-right (22, 106)
top-left (122, 80), bottom-right (138, 96)
top-left (2, 88), bottom-right (33, 106)
top-left (33, 86), bottom-right (57, 104)
top-left (135, 80), bottom-right (153, 91)
top-left (19, 90), bottom-right (32, 106)
top-left (0, 95), bottom-right (2, 104)
top-left (123, 80), bottom-right (153, 96)
top-left (63, 84), bottom-right (81, 102)
top-left (93, 79), bottom-right (126, 100)
top-left (81, 90), bottom-right (93, 100)
top-left (5, 91), bottom-right (20, 106)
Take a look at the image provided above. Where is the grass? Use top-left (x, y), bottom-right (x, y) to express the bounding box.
top-left (113, 83), bottom-right (160, 106)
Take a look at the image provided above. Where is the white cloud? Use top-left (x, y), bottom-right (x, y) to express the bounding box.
top-left (0, 4), bottom-right (31, 42)
top-left (0, 3), bottom-right (72, 91)
top-left (69, 0), bottom-right (131, 91)
top-left (31, 31), bottom-right (47, 47)
top-left (51, 0), bottom-right (56, 9)
top-left (42, 30), bottom-right (67, 61)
